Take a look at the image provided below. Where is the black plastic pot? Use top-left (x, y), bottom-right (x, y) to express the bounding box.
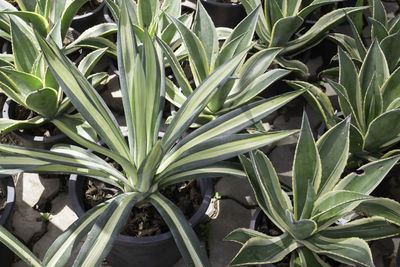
top-left (200, 0), bottom-right (247, 28)
top-left (0, 176), bottom-right (16, 267)
top-left (2, 98), bottom-right (70, 150)
top-left (71, 1), bottom-right (106, 33)
top-left (69, 175), bottom-right (213, 267)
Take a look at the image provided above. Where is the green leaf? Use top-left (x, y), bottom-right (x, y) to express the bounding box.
top-left (149, 192), bottom-right (211, 267)
top-left (320, 216), bottom-right (400, 241)
top-left (270, 16), bottom-right (303, 47)
top-left (363, 109), bottom-right (400, 151)
top-left (160, 131), bottom-right (297, 179)
top-left (382, 66), bottom-right (400, 109)
top-left (10, 17), bottom-right (38, 73)
top-left (1, 11), bottom-right (48, 36)
top-left (228, 69), bottom-right (291, 109)
top-left (16, 0), bottom-right (36, 12)
top-left (241, 0), bottom-right (270, 43)
top-left (157, 38), bottom-right (192, 96)
top-left (159, 91), bottom-right (304, 172)
top-left (381, 33), bottom-right (400, 72)
top-left (275, 56), bottom-right (309, 75)
top-left (0, 68), bottom-right (43, 97)
top-left (287, 81), bottom-right (336, 128)
top-left (334, 156), bottom-right (399, 195)
top-left (73, 192), bottom-right (143, 267)
top-left (166, 12), bottom-right (209, 84)
top-left (228, 47), bottom-right (282, 99)
top-left (225, 228), bottom-right (272, 245)
top-left (0, 116), bottom-right (45, 133)
top-left (363, 74), bottom-right (383, 125)
top-left (0, 225), bottom-right (42, 267)
top-left (25, 87), bottom-right (58, 118)
top-left (312, 190), bottom-right (372, 225)
top-left (137, 141), bottom-right (163, 192)
top-left (43, 201), bottom-right (109, 267)
top-left (371, 0), bottom-right (387, 27)
top-left (285, 7), bottom-right (367, 55)
top-left (245, 151), bottom-right (292, 232)
top-left (302, 235), bottom-right (374, 267)
top-left (192, 1), bottom-right (218, 68)
top-left (36, 31), bottom-right (131, 164)
top-left (286, 211), bottom-right (317, 240)
top-left (78, 48), bottom-right (108, 77)
top-left (338, 47), bottom-right (363, 127)
top-left (66, 23), bottom-right (117, 51)
top-left (161, 49), bottom-right (248, 150)
top-left (159, 161), bottom-right (246, 187)
top-left (370, 18), bottom-right (389, 42)
top-left (60, 0), bottom-right (88, 38)
top-left (316, 118), bottom-right (350, 196)
top-left (298, 0), bottom-right (342, 19)
top-left (356, 198), bottom-right (400, 226)
top-left (137, 0), bottom-right (157, 28)
top-left (230, 234), bottom-right (299, 266)
top-left (222, 5), bottom-right (260, 57)
top-left (293, 113), bottom-right (321, 220)
top-left (297, 247), bottom-right (329, 267)
top-left (359, 41), bottom-right (389, 97)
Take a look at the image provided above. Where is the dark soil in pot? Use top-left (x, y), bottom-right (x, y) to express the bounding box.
top-left (2, 98), bottom-right (70, 150)
top-left (69, 175), bottom-right (213, 267)
top-left (0, 176), bottom-right (17, 267)
top-left (200, 0), bottom-right (247, 28)
top-left (71, 0), bottom-right (105, 33)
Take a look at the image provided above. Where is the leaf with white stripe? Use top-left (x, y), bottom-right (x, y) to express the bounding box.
top-left (36, 31), bottom-right (130, 161)
top-left (0, 225), bottom-right (42, 267)
top-left (73, 192), bottom-right (143, 267)
top-left (149, 192), bottom-right (211, 267)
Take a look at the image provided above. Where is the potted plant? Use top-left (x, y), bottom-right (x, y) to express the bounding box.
top-left (0, 0), bottom-right (304, 265)
top-left (241, 0), bottom-right (367, 74)
top-left (289, 41), bottom-right (400, 164)
top-left (162, 2), bottom-right (290, 126)
top-left (226, 113), bottom-right (400, 266)
top-left (200, 0), bottom-right (247, 28)
top-left (0, 0), bottom-right (114, 148)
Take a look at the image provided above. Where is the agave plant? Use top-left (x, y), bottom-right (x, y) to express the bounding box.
top-left (240, 0), bottom-right (367, 74)
top-left (0, 0), bottom-right (117, 136)
top-left (226, 114), bottom-right (400, 266)
top-left (161, 2), bottom-right (290, 125)
top-left (289, 40), bottom-right (400, 162)
top-left (329, 0), bottom-right (400, 73)
top-left (103, 0), bottom-right (195, 60)
top-left (0, 0), bottom-right (304, 265)
top-left (0, 0), bottom-right (117, 56)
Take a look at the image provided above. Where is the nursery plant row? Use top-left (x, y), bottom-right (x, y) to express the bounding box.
top-left (0, 0), bottom-right (398, 266)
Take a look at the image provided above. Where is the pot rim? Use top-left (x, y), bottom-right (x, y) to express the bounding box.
top-left (200, 0), bottom-right (242, 7)
top-left (2, 98), bottom-right (67, 143)
top-left (0, 176), bottom-right (15, 226)
top-left (73, 1), bottom-right (106, 21)
top-left (69, 174), bottom-right (213, 245)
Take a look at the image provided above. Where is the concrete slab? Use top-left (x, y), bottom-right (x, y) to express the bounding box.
top-left (208, 199), bottom-right (252, 267)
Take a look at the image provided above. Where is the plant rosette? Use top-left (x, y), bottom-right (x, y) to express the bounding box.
top-left (226, 113), bottom-right (400, 266)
